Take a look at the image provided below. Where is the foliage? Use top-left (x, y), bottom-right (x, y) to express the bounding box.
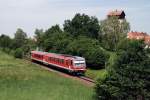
top-left (100, 16), bottom-right (130, 51)
top-left (43, 32), bottom-right (72, 53)
top-left (34, 29), bottom-right (44, 49)
top-left (35, 25), bottom-right (64, 51)
top-left (85, 69), bottom-right (107, 80)
top-left (64, 13), bottom-right (101, 38)
top-left (67, 36), bottom-right (109, 68)
top-left (0, 34), bottom-right (12, 49)
top-left (95, 39), bottom-right (150, 100)
top-left (45, 24), bottom-right (63, 36)
top-left (14, 48), bottom-right (23, 58)
top-left (13, 28), bottom-right (27, 49)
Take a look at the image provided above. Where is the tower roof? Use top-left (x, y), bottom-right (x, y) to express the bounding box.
top-left (107, 10), bottom-right (125, 16)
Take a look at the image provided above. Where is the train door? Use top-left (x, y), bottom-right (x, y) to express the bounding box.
top-left (67, 60), bottom-right (73, 69)
top-left (66, 60), bottom-right (69, 68)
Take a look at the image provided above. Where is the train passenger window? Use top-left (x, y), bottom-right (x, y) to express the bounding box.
top-left (54, 58), bottom-right (56, 62)
top-left (48, 57), bottom-right (52, 61)
top-left (62, 59), bottom-right (64, 64)
top-left (71, 60), bottom-right (73, 66)
top-left (51, 57), bottom-right (53, 61)
top-left (53, 58), bottom-right (55, 61)
top-left (57, 58), bottom-right (59, 63)
top-left (59, 59), bottom-right (61, 64)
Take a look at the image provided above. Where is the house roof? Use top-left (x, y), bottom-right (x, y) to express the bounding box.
top-left (127, 31), bottom-right (150, 45)
top-left (144, 36), bottom-right (150, 44)
top-left (128, 32), bottom-right (148, 37)
top-left (108, 10), bottom-right (125, 16)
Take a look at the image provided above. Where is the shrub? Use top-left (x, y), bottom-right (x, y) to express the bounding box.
top-left (84, 48), bottom-right (109, 69)
top-left (14, 48), bottom-right (23, 58)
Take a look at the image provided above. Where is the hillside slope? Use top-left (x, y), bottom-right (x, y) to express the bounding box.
top-left (0, 51), bottom-right (93, 100)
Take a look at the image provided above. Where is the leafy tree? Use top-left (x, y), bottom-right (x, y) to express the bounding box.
top-left (64, 13), bottom-right (101, 38)
top-left (100, 16), bottom-right (130, 51)
top-left (13, 28), bottom-right (27, 49)
top-left (37, 25), bottom-right (63, 51)
top-left (45, 24), bottom-right (62, 37)
top-left (23, 38), bottom-right (36, 55)
top-left (43, 32), bottom-right (72, 53)
top-left (0, 34), bottom-right (12, 49)
top-left (95, 39), bottom-right (150, 100)
top-left (34, 29), bottom-right (44, 49)
top-left (67, 36), bottom-right (108, 68)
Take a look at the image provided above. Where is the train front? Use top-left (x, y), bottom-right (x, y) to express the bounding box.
top-left (72, 56), bottom-right (86, 73)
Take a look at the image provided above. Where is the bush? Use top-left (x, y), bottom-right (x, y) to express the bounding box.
top-left (14, 48), bottom-right (23, 58)
top-left (84, 48), bottom-right (109, 69)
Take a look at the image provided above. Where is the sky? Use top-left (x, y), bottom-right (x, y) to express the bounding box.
top-left (0, 0), bottom-right (150, 37)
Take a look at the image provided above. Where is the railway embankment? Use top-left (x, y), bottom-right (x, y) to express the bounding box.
top-left (0, 51), bottom-right (93, 100)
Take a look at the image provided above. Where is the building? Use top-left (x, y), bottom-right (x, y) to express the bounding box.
top-left (107, 10), bottom-right (126, 20)
top-left (144, 36), bottom-right (150, 46)
top-left (127, 31), bottom-right (150, 47)
top-left (127, 31), bottom-right (148, 40)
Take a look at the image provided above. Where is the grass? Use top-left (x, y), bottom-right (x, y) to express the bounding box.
top-left (0, 51), bottom-right (93, 100)
top-left (85, 69), bottom-right (107, 80)
top-left (85, 51), bottom-right (116, 80)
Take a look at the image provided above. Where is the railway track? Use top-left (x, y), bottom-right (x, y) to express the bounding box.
top-left (26, 58), bottom-right (95, 86)
top-left (78, 76), bottom-right (95, 84)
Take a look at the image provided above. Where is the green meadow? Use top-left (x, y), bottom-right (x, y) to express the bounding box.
top-left (0, 51), bottom-right (93, 100)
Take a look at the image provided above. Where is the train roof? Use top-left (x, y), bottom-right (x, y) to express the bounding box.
top-left (31, 51), bottom-right (85, 60)
top-left (59, 54), bottom-right (85, 60)
top-left (46, 53), bottom-right (85, 60)
top-left (31, 51), bottom-right (47, 55)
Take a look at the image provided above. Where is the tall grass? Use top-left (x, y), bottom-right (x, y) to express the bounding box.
top-left (0, 51), bottom-right (93, 100)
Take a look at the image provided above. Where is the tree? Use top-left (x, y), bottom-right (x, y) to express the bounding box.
top-left (95, 39), bottom-right (150, 100)
top-left (0, 34), bottom-right (12, 49)
top-left (100, 16), bottom-right (130, 51)
top-left (67, 36), bottom-right (108, 68)
top-left (43, 32), bottom-right (72, 53)
top-left (13, 28), bottom-right (27, 49)
top-left (64, 13), bottom-right (101, 38)
top-left (34, 29), bottom-right (44, 50)
top-left (45, 24), bottom-right (62, 37)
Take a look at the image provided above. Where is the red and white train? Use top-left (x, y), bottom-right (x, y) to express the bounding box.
top-left (31, 51), bottom-right (86, 74)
